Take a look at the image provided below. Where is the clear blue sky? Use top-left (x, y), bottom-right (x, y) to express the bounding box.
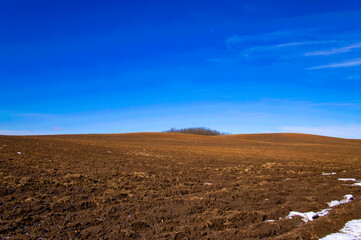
top-left (1, 0), bottom-right (361, 138)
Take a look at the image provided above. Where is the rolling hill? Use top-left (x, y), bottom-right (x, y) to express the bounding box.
top-left (1, 133), bottom-right (361, 239)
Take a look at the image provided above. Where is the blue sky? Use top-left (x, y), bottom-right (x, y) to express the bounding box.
top-left (1, 0), bottom-right (361, 138)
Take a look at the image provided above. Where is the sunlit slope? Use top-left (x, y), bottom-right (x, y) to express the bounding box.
top-left (30, 132), bottom-right (361, 163)
top-left (226, 133), bottom-right (361, 145)
top-left (1, 132), bottom-right (361, 239)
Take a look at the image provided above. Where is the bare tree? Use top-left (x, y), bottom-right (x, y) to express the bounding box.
top-left (164, 127), bottom-right (231, 136)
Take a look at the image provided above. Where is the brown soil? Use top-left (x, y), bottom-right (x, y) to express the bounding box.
top-left (1, 133), bottom-right (361, 239)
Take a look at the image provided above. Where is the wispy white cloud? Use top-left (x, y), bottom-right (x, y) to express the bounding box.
top-left (225, 35), bottom-right (243, 47)
top-left (207, 57), bottom-right (237, 64)
top-left (222, 32), bottom-right (338, 63)
top-left (309, 58), bottom-right (361, 70)
top-left (275, 41), bottom-right (322, 48)
top-left (225, 30), bottom-right (294, 48)
top-left (0, 128), bottom-right (64, 135)
top-left (347, 75), bottom-right (361, 80)
top-left (306, 48), bottom-right (349, 56)
top-left (0, 130), bottom-right (34, 135)
top-left (281, 125), bottom-right (361, 139)
top-left (311, 102), bottom-right (361, 109)
top-left (305, 42), bottom-right (361, 56)
top-left (14, 113), bottom-right (59, 118)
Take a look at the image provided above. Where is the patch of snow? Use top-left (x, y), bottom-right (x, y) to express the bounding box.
top-left (317, 208), bottom-right (331, 217)
top-left (323, 172), bottom-right (336, 176)
top-left (327, 195), bottom-right (353, 207)
top-left (344, 194), bottom-right (354, 201)
top-left (287, 208), bottom-right (331, 223)
top-left (337, 178), bottom-right (361, 186)
top-left (319, 219), bottom-right (361, 240)
top-left (265, 220), bottom-right (275, 222)
top-left (17, 152), bottom-right (22, 154)
top-left (338, 178), bottom-right (357, 181)
top-left (204, 182), bottom-right (213, 185)
top-left (287, 195), bottom-right (354, 223)
top-left (287, 211), bottom-right (317, 222)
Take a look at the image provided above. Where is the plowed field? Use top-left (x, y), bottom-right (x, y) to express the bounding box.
top-left (1, 133), bottom-right (361, 239)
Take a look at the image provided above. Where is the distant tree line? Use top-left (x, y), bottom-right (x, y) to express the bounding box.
top-left (164, 127), bottom-right (231, 136)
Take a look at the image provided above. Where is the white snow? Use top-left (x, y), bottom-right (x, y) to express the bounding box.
top-left (328, 201), bottom-right (340, 207)
top-left (17, 152), bottom-right (22, 154)
top-left (319, 219), bottom-right (361, 240)
top-left (287, 195), bottom-right (354, 223)
top-left (317, 208), bottom-right (331, 217)
top-left (286, 208), bottom-right (333, 223)
top-left (337, 177), bottom-right (361, 186)
top-left (323, 172), bottom-right (337, 176)
top-left (343, 194), bottom-right (354, 201)
top-left (204, 182), bottom-right (213, 185)
top-left (338, 178), bottom-right (357, 181)
top-left (287, 211), bottom-right (318, 222)
top-left (327, 195), bottom-right (354, 207)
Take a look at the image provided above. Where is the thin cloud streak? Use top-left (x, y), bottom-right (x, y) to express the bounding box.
top-left (309, 58), bottom-right (361, 70)
top-left (225, 35), bottom-right (243, 47)
top-left (225, 30), bottom-right (294, 48)
top-left (275, 41), bottom-right (322, 48)
top-left (0, 130), bottom-right (35, 135)
top-left (311, 102), bottom-right (361, 109)
top-left (305, 42), bottom-right (361, 56)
